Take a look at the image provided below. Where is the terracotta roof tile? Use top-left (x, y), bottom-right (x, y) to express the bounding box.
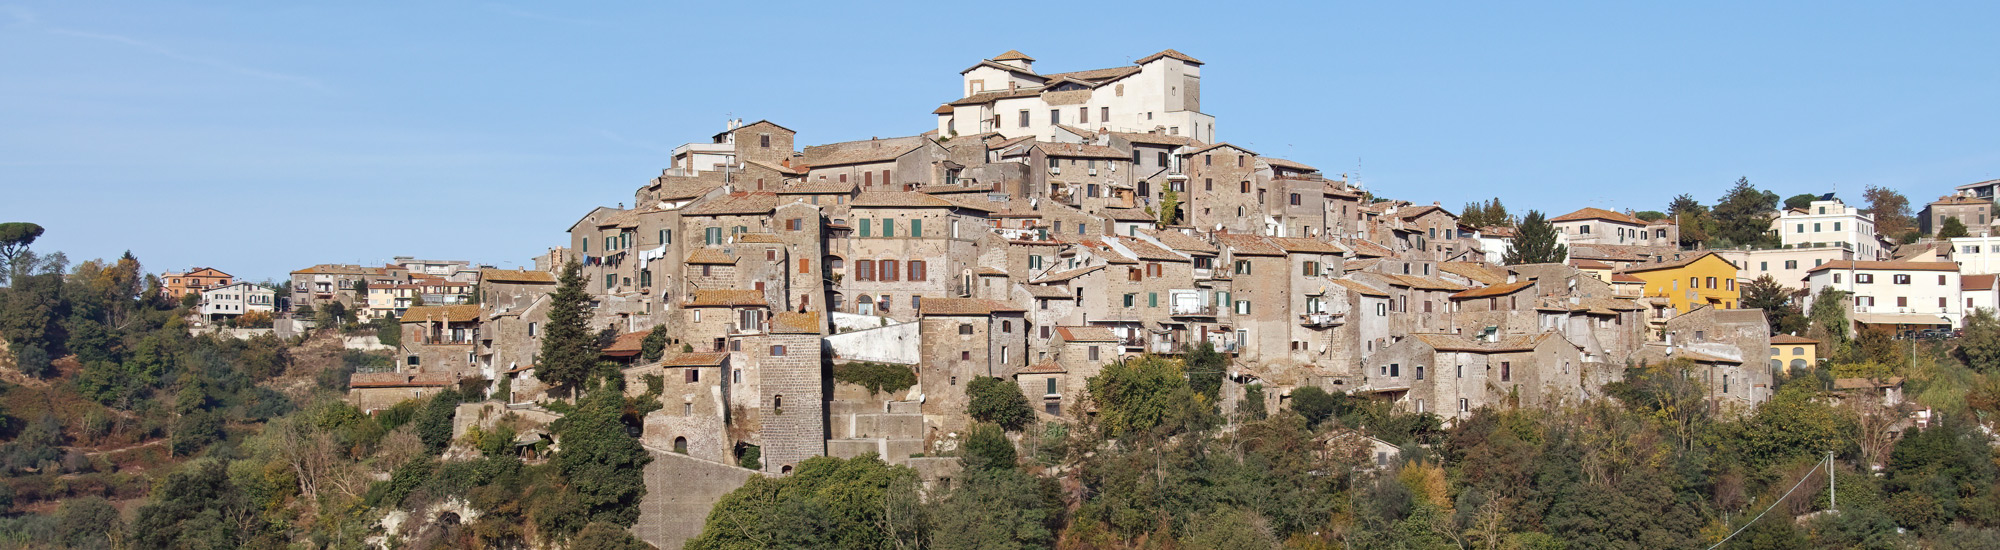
top-left (1023, 284), bottom-right (1073, 299)
top-left (1216, 234), bottom-right (1283, 256)
top-left (1620, 251), bottom-right (1736, 274)
top-left (1806, 260), bottom-right (1960, 273)
top-left (1020, 360), bottom-right (1066, 374)
top-left (770, 312), bottom-right (821, 334)
top-left (1332, 279), bottom-right (1389, 297)
top-left (399, 305), bottom-right (481, 324)
top-left (480, 269), bottom-right (556, 284)
top-left (686, 289), bottom-right (767, 307)
top-left (1135, 49), bottom-right (1203, 65)
top-left (919, 298), bottom-right (1024, 316)
top-left (1260, 157), bottom-right (1317, 172)
top-left (1450, 281), bottom-right (1535, 300)
top-left (684, 248), bottom-right (737, 265)
top-left (1036, 142), bottom-right (1129, 159)
top-left (1268, 237), bottom-right (1346, 254)
top-left (852, 191), bottom-right (956, 208)
top-left (349, 372), bottom-right (457, 388)
top-left (1438, 262), bottom-right (1508, 286)
top-left (683, 193), bottom-right (777, 216)
top-left (1550, 207), bottom-right (1646, 225)
top-left (1033, 264), bottom-right (1103, 283)
top-left (1054, 326), bottom-right (1119, 342)
top-left (602, 330), bottom-right (650, 357)
top-left (1770, 334), bottom-right (1819, 345)
top-left (1143, 229), bottom-right (1217, 254)
top-left (664, 352), bottom-right (729, 367)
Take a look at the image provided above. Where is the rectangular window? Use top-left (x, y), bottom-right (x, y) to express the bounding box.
top-left (881, 260), bottom-right (899, 282)
top-left (1148, 292), bottom-right (1158, 307)
top-left (1940, 275), bottom-right (1949, 285)
top-left (912, 295), bottom-right (922, 310)
top-left (605, 274), bottom-right (616, 288)
top-left (1235, 260), bottom-right (1251, 275)
top-left (1123, 294), bottom-right (1135, 307)
top-left (1019, 110), bottom-right (1030, 127)
top-left (660, 229), bottom-right (672, 244)
top-left (1088, 346), bottom-right (1100, 361)
top-left (859, 218), bottom-right (871, 237)
top-left (1941, 297), bottom-right (1949, 308)
top-left (1029, 255), bottom-right (1043, 269)
top-left (1898, 296), bottom-right (1908, 307)
top-left (1858, 273), bottom-right (1874, 284)
top-left (1894, 274), bottom-right (1911, 285)
top-left (911, 219), bottom-right (922, 237)
top-left (1046, 377), bottom-right (1058, 396)
top-left (770, 345), bottom-right (786, 356)
top-left (1050, 109), bottom-right (1060, 125)
top-left (856, 260), bottom-right (875, 281)
top-left (1415, 366), bottom-right (1425, 380)
top-left (1235, 300), bottom-right (1251, 315)
top-left (1079, 106), bottom-right (1088, 124)
top-left (1501, 362), bottom-right (1512, 381)
top-left (798, 258), bottom-right (811, 274)
top-left (908, 260), bottom-right (926, 281)
top-left (882, 219), bottom-right (895, 237)
top-left (706, 227), bottom-right (722, 245)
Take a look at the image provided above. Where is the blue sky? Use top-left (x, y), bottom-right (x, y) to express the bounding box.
top-left (4, 1), bottom-right (1997, 282)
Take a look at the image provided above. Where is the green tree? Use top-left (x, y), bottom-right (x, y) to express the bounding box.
top-left (1086, 356), bottom-right (1206, 438)
top-left (1461, 197), bottom-right (1513, 228)
top-left (572, 521), bottom-right (656, 550)
top-left (1184, 341), bottom-right (1227, 401)
top-left (539, 261), bottom-right (595, 392)
top-left (685, 456), bottom-right (921, 550)
top-left (375, 312), bottom-right (401, 347)
top-left (0, 222), bottom-right (43, 278)
top-left (1633, 210), bottom-right (1667, 221)
top-left (1158, 190), bottom-right (1181, 226)
top-left (1940, 217), bottom-right (1970, 239)
top-left (54, 495), bottom-right (123, 548)
top-left (1864, 185), bottom-right (1914, 238)
top-left (1960, 309), bottom-right (2000, 373)
top-left (1712, 177), bottom-right (1780, 247)
top-left (555, 379), bottom-right (653, 531)
top-left (961, 422), bottom-right (1018, 470)
top-left (1504, 210), bottom-right (1567, 265)
top-left (641, 323), bottom-right (668, 363)
top-left (1808, 289), bottom-right (1852, 342)
top-left (1289, 385), bottom-right (1342, 426)
top-left (967, 376), bottom-right (1034, 431)
top-left (416, 388), bottom-right (464, 452)
top-left (1236, 383), bottom-right (1267, 420)
top-left (1785, 193), bottom-right (1821, 211)
top-left (1742, 274), bottom-right (1807, 335)
top-left (1668, 194), bottom-right (1716, 246)
top-left (930, 467), bottom-right (1059, 550)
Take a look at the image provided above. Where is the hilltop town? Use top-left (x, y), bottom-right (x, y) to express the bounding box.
top-left (17, 49), bottom-right (2000, 549)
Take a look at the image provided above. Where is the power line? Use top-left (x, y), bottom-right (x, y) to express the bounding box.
top-left (1703, 453), bottom-right (1830, 550)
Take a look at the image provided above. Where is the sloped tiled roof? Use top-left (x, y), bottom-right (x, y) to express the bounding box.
top-left (349, 372), bottom-right (457, 388)
top-left (1449, 281), bottom-right (1535, 300)
top-left (602, 330), bottom-right (650, 357)
top-left (1023, 284), bottom-right (1073, 299)
top-left (1117, 237), bottom-right (1185, 262)
top-left (1033, 264), bottom-right (1104, 283)
top-left (686, 289), bottom-right (767, 307)
top-left (685, 248), bottom-right (737, 265)
top-left (682, 193), bottom-right (777, 216)
top-left (1620, 251), bottom-right (1736, 274)
top-left (775, 180), bottom-right (858, 194)
top-left (1261, 157), bottom-right (1316, 172)
top-left (1965, 274), bottom-right (1997, 291)
top-left (664, 352), bottom-right (729, 367)
top-left (480, 269), bottom-right (556, 284)
top-left (1344, 239), bottom-right (1394, 258)
top-left (1102, 208), bottom-right (1155, 222)
top-left (919, 298), bottom-right (1024, 316)
top-left (734, 233), bottom-right (782, 244)
top-left (1412, 332), bottom-right (1555, 353)
top-left (1550, 207), bottom-right (1646, 225)
top-left (852, 191), bottom-right (956, 208)
top-left (803, 138), bottom-right (924, 167)
top-left (1439, 262), bottom-right (1509, 286)
top-left (1055, 326), bottom-right (1120, 342)
top-left (1216, 234), bottom-right (1283, 256)
top-left (1806, 260), bottom-right (1960, 273)
top-left (1041, 65), bottom-right (1143, 83)
top-left (1375, 274), bottom-right (1468, 292)
top-left (400, 305), bottom-right (481, 324)
top-left (1036, 142), bottom-right (1129, 159)
top-left (1020, 360), bottom-right (1066, 374)
top-left (1109, 131), bottom-right (1200, 147)
top-left (1144, 229), bottom-right (1217, 254)
top-left (1268, 237), bottom-right (1345, 254)
top-left (1331, 278), bottom-right (1389, 297)
top-left (1135, 49), bottom-right (1203, 65)
top-left (1770, 334), bottom-right (1819, 345)
top-left (770, 312), bottom-right (821, 334)
top-left (992, 50), bottom-right (1035, 62)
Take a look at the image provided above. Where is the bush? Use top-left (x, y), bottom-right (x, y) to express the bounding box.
top-left (1290, 385), bottom-right (1343, 426)
top-left (833, 362), bottom-right (917, 395)
top-left (961, 423), bottom-right (1017, 470)
top-left (736, 444), bottom-right (761, 470)
top-left (967, 377), bottom-right (1034, 431)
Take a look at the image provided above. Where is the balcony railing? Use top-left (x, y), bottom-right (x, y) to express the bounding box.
top-left (1170, 304), bottom-right (1217, 317)
top-left (1299, 312), bottom-right (1345, 327)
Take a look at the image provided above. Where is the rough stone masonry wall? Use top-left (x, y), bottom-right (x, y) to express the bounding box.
top-left (756, 332), bottom-right (825, 473)
top-left (632, 450), bottom-right (756, 550)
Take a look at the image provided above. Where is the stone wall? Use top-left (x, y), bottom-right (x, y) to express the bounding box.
top-left (632, 449), bottom-right (757, 550)
top-left (756, 333), bottom-right (825, 473)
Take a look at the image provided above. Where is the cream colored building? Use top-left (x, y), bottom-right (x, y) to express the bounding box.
top-left (1770, 198), bottom-right (1881, 260)
top-left (1719, 246), bottom-right (1855, 288)
top-left (198, 282), bottom-right (275, 318)
top-left (936, 50), bottom-right (1216, 143)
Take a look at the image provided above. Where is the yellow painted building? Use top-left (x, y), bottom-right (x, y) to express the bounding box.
top-left (1769, 334), bottom-right (1818, 373)
top-left (1621, 251), bottom-right (1740, 313)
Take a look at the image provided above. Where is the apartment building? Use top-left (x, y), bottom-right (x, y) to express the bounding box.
top-left (162, 267), bottom-right (233, 300)
top-left (1804, 260), bottom-right (1963, 328)
top-left (1921, 193), bottom-right (1994, 237)
top-left (938, 50), bottom-right (1215, 143)
top-left (1771, 197), bottom-right (1881, 260)
top-left (197, 282), bottom-right (274, 319)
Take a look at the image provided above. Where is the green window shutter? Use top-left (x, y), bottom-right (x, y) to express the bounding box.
top-left (911, 219), bottom-right (922, 237)
top-left (1149, 292), bottom-right (1158, 307)
top-left (860, 219), bottom-right (871, 237)
top-left (582, 238), bottom-right (589, 252)
top-left (884, 219), bottom-right (895, 237)
top-left (1123, 294), bottom-right (1134, 307)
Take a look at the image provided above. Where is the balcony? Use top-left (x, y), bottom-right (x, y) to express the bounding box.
top-left (1170, 304), bottom-right (1218, 317)
top-left (1299, 312), bottom-right (1345, 327)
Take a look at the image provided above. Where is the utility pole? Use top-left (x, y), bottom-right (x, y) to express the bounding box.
top-left (1829, 450), bottom-right (1837, 512)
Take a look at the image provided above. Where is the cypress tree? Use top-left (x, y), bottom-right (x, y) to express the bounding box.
top-left (1505, 210), bottom-right (1568, 265)
top-left (538, 261), bottom-right (594, 392)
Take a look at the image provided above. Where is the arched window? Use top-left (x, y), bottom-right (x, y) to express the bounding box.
top-left (773, 395), bottom-right (784, 415)
top-left (1793, 347), bottom-right (1805, 355)
top-left (1790, 359), bottom-right (1807, 369)
top-left (673, 437), bottom-right (688, 454)
top-left (781, 465), bottom-right (793, 474)
top-left (1770, 359), bottom-right (1782, 369)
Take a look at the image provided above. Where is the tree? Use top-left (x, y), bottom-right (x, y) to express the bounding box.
top-left (1667, 194), bottom-right (1715, 246)
top-left (375, 312), bottom-right (401, 347)
top-left (961, 422), bottom-right (1017, 470)
top-left (1785, 193), bottom-right (1820, 211)
top-left (1864, 185), bottom-right (1914, 238)
top-left (1959, 309), bottom-right (2000, 373)
top-left (0, 222), bottom-right (43, 278)
top-left (55, 496), bottom-right (123, 548)
top-left (1236, 383), bottom-right (1267, 420)
top-left (1940, 217), bottom-right (1970, 239)
top-left (1158, 190), bottom-right (1181, 226)
top-left (539, 261), bottom-right (595, 392)
top-left (1633, 210), bottom-right (1667, 222)
top-left (967, 376), bottom-right (1034, 431)
top-left (685, 456), bottom-right (920, 550)
top-left (415, 388), bottom-right (463, 452)
top-left (640, 324), bottom-right (668, 363)
top-left (1087, 356), bottom-right (1206, 438)
top-left (1711, 177), bottom-right (1780, 247)
top-left (1504, 210), bottom-right (1568, 265)
top-left (1742, 275), bottom-right (1807, 335)
top-left (930, 467), bottom-right (1059, 550)
top-left (1289, 385), bottom-right (1344, 426)
top-left (1184, 341), bottom-right (1227, 401)
top-left (1808, 289), bottom-right (1852, 343)
top-left (1461, 198), bottom-right (1513, 228)
top-left (555, 379), bottom-right (653, 531)
top-left (573, 521), bottom-right (656, 550)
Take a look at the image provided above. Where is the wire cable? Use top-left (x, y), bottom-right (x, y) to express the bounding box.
top-left (1703, 454), bottom-right (1828, 550)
